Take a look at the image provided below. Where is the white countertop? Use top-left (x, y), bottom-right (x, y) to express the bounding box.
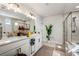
top-left (0, 34), bottom-right (38, 46)
top-left (0, 36), bottom-right (28, 46)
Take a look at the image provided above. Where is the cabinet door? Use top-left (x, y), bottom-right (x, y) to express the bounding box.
top-left (20, 40), bottom-right (31, 56)
top-left (0, 39), bottom-right (28, 55)
top-left (37, 38), bottom-right (42, 50)
top-left (20, 44), bottom-right (31, 56)
top-left (35, 36), bottom-right (41, 51)
top-left (1, 48), bottom-right (17, 56)
top-left (35, 37), bottom-right (38, 51)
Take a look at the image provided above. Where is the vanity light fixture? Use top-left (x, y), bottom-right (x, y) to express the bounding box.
top-left (1, 3), bottom-right (36, 20)
top-left (11, 4), bottom-right (21, 13)
top-left (2, 3), bottom-right (22, 13)
top-left (14, 7), bottom-right (21, 13)
top-left (7, 3), bottom-right (14, 10)
top-left (27, 14), bottom-right (36, 20)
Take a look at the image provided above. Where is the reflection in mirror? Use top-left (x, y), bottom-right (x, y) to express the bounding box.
top-left (7, 17), bottom-right (35, 37)
top-left (0, 14), bottom-right (36, 38)
top-left (11, 18), bottom-right (31, 36)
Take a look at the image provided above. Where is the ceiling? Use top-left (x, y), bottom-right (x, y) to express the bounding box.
top-left (21, 3), bottom-right (79, 17)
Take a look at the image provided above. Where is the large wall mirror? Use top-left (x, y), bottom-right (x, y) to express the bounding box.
top-left (0, 15), bottom-right (35, 37)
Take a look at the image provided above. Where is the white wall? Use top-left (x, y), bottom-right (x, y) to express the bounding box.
top-left (43, 15), bottom-right (64, 44)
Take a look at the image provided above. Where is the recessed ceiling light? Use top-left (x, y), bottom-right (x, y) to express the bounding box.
top-left (75, 6), bottom-right (79, 8)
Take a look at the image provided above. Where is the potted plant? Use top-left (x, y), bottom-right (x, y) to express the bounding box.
top-left (45, 24), bottom-right (53, 41)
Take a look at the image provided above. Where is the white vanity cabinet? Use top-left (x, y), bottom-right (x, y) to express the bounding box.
top-left (29, 34), bottom-right (42, 56)
top-left (0, 37), bottom-right (30, 56)
top-left (35, 35), bottom-right (42, 52)
top-left (31, 34), bottom-right (42, 55)
top-left (19, 39), bottom-right (31, 56)
top-left (1, 47), bottom-right (18, 56)
top-left (0, 35), bottom-right (42, 56)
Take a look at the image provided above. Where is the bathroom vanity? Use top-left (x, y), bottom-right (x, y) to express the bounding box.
top-left (0, 36), bottom-right (30, 56)
top-left (0, 34), bottom-right (42, 56)
top-left (0, 6), bottom-right (43, 56)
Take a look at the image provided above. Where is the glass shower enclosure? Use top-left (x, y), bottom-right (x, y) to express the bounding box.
top-left (64, 10), bottom-right (79, 56)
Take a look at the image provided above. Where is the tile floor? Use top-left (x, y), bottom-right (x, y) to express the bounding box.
top-left (34, 45), bottom-right (65, 56)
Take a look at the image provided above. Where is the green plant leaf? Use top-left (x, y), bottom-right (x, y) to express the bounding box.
top-left (45, 24), bottom-right (53, 38)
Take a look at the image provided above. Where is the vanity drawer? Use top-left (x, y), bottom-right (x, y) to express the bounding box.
top-left (0, 39), bottom-right (27, 55)
top-left (20, 44), bottom-right (31, 56)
